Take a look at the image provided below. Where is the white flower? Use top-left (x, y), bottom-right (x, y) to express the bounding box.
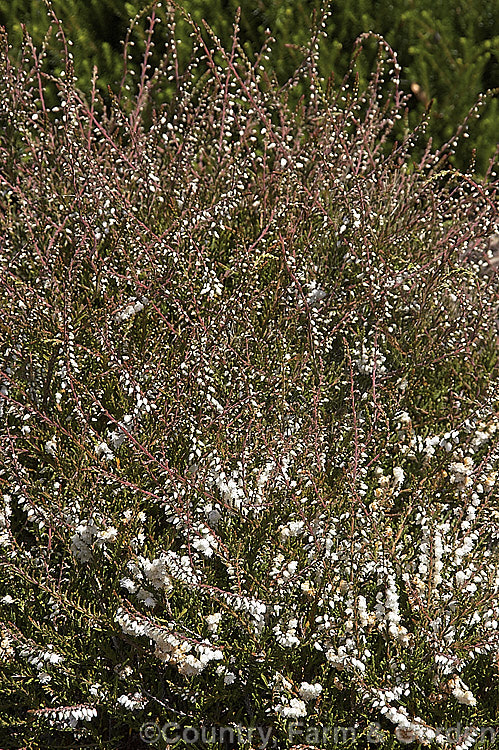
top-left (279, 520), bottom-right (305, 539)
top-left (46, 651), bottom-right (64, 664)
top-left (115, 299), bottom-right (146, 323)
top-left (109, 428), bottom-right (127, 449)
top-left (276, 697), bottom-right (307, 718)
top-left (450, 677), bottom-right (477, 706)
top-left (136, 588), bottom-right (157, 608)
top-left (120, 577), bottom-right (138, 593)
top-left (117, 692), bottom-right (145, 710)
top-left (283, 560), bottom-right (298, 577)
top-left (325, 648), bottom-right (346, 669)
top-left (457, 690), bottom-right (476, 706)
top-left (299, 681), bottom-right (323, 701)
top-left (115, 664), bottom-right (133, 679)
top-left (216, 664), bottom-right (236, 684)
top-left (95, 441), bottom-right (114, 461)
top-left (97, 526), bottom-right (118, 543)
top-left (205, 612), bottom-right (222, 632)
top-left (301, 580), bottom-right (315, 596)
top-left (453, 686), bottom-right (477, 706)
top-left (192, 537), bottom-right (213, 557)
top-left (273, 616), bottom-right (301, 647)
top-left (449, 457), bottom-right (474, 486)
top-left (71, 525), bottom-right (95, 562)
top-left (45, 437), bottom-right (57, 456)
top-left (393, 466), bottom-right (405, 485)
top-left (177, 654), bottom-right (204, 676)
top-left (141, 555), bottom-right (173, 591)
top-left (306, 282), bottom-right (327, 305)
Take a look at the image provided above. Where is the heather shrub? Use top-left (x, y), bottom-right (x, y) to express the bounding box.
top-left (0, 4), bottom-right (499, 750)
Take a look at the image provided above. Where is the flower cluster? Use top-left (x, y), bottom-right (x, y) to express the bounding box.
top-left (116, 609), bottom-right (224, 678)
